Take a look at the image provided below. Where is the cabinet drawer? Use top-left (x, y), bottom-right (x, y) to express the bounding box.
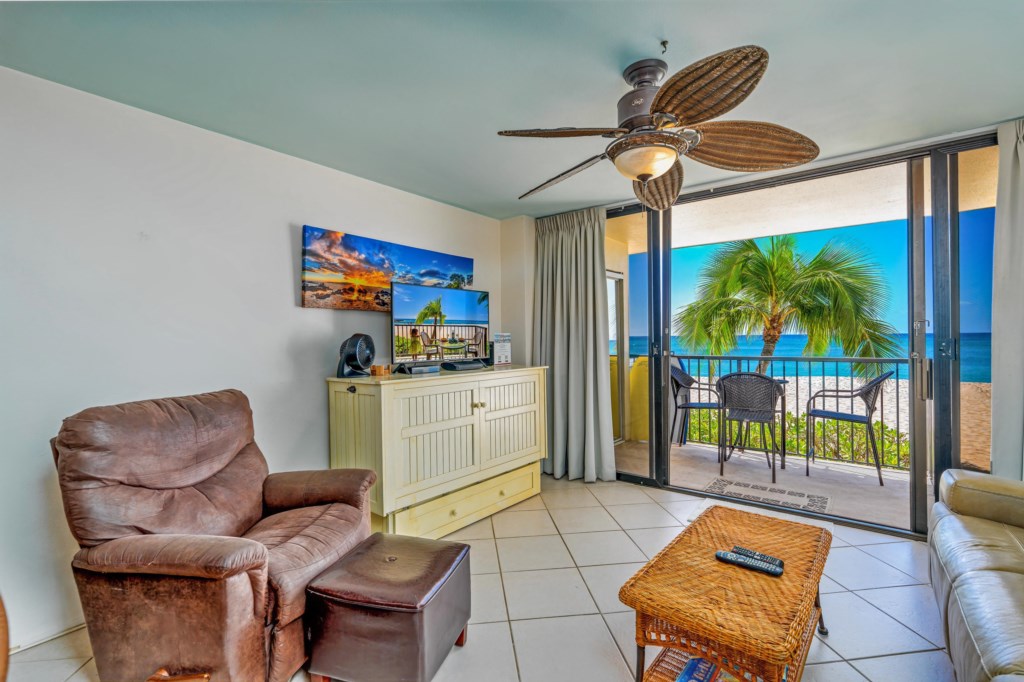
top-left (392, 462), bottom-right (541, 539)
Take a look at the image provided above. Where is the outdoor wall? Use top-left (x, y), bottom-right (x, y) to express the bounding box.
top-left (0, 67), bottom-right (503, 649)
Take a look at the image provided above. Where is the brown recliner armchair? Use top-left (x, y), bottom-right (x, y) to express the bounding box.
top-left (52, 389), bottom-right (376, 682)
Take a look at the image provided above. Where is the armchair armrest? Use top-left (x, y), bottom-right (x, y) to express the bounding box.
top-left (940, 469), bottom-right (1024, 528)
top-left (263, 468), bottom-right (377, 515)
top-left (72, 534), bottom-right (268, 580)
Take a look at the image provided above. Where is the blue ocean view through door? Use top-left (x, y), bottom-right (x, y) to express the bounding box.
top-left (610, 333), bottom-right (991, 382)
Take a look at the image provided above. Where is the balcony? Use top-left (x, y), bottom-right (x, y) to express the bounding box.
top-left (612, 354), bottom-right (926, 530)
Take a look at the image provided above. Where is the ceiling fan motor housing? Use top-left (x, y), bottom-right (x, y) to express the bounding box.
top-left (617, 58), bottom-right (668, 129)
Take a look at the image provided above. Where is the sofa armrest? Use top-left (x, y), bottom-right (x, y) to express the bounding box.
top-left (72, 534), bottom-right (268, 580)
top-left (263, 468), bottom-right (377, 515)
top-left (940, 469), bottom-right (1024, 528)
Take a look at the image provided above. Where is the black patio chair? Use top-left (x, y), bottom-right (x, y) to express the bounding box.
top-left (805, 370), bottom-right (894, 486)
top-left (715, 372), bottom-right (785, 483)
top-left (669, 364), bottom-right (720, 447)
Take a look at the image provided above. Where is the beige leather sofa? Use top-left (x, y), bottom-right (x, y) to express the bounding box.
top-left (929, 469), bottom-right (1024, 681)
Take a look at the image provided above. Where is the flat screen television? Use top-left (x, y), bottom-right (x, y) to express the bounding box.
top-left (391, 282), bottom-right (490, 364)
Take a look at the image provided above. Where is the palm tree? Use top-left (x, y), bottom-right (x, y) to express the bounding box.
top-left (415, 296), bottom-right (446, 340)
top-left (674, 235), bottom-right (899, 376)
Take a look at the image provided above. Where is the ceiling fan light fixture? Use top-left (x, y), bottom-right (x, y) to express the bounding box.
top-left (611, 144), bottom-right (678, 182)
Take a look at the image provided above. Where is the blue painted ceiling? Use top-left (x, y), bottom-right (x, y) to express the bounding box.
top-left (2, 1), bottom-right (1023, 219)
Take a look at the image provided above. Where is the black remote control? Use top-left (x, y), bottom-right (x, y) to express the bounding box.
top-left (732, 546), bottom-right (784, 569)
top-left (715, 550), bottom-right (784, 577)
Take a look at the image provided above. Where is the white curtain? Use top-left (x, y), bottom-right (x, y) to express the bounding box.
top-left (991, 119), bottom-right (1024, 481)
top-left (532, 207), bottom-right (616, 481)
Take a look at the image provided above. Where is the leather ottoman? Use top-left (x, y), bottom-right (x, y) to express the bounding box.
top-left (305, 533), bottom-right (471, 682)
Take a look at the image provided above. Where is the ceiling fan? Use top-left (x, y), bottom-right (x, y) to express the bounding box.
top-left (498, 45), bottom-right (820, 211)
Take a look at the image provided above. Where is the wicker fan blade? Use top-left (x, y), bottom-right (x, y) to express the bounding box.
top-left (519, 153), bottom-right (607, 199)
top-left (687, 121), bottom-right (819, 172)
top-left (499, 127), bottom-right (627, 138)
top-left (632, 160), bottom-right (684, 211)
top-left (652, 46), bottom-right (768, 126)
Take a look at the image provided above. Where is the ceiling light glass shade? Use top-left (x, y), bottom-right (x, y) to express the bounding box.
top-left (612, 145), bottom-right (678, 181)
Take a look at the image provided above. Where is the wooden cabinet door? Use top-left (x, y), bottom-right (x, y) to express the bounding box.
top-left (387, 380), bottom-right (482, 501)
top-left (478, 372), bottom-right (544, 469)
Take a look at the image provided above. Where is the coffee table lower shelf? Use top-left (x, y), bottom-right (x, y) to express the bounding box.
top-left (640, 604), bottom-right (821, 682)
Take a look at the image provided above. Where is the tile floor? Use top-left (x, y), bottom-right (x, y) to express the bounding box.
top-left (9, 475), bottom-right (954, 682)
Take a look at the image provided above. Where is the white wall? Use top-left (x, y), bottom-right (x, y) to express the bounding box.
top-left (0, 67), bottom-right (503, 649)
top-left (499, 216), bottom-right (535, 365)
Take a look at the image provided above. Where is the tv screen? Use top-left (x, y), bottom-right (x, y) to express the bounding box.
top-left (391, 282), bottom-right (490, 364)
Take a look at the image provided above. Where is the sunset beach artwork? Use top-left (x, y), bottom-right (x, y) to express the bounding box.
top-left (301, 225), bottom-right (474, 311)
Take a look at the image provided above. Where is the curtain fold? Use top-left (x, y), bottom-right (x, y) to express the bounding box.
top-left (532, 207), bottom-right (616, 481)
top-left (991, 119), bottom-right (1024, 481)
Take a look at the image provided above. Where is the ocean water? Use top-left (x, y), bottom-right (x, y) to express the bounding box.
top-left (610, 333), bottom-right (992, 383)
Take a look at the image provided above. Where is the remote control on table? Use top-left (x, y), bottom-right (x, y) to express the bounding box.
top-left (732, 546), bottom-right (784, 569)
top-left (715, 550), bottom-right (784, 577)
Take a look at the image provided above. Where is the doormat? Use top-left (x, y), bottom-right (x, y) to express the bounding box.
top-left (703, 478), bottom-right (833, 514)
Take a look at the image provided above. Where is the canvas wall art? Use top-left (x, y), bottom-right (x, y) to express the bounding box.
top-left (301, 225), bottom-right (474, 311)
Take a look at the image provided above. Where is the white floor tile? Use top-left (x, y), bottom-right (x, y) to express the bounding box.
top-left (602, 610), bottom-right (660, 675)
top-left (659, 500), bottom-right (705, 524)
top-left (433, 621), bottom-right (519, 682)
top-left (496, 535), bottom-right (574, 572)
top-left (539, 488), bottom-right (601, 509)
top-left (831, 525), bottom-right (906, 546)
top-left (504, 495), bottom-right (547, 512)
top-left (591, 485), bottom-right (654, 506)
top-left (605, 503), bottom-right (680, 529)
top-left (579, 563), bottom-right (646, 613)
top-left (443, 518), bottom-right (494, 541)
top-left (858, 541), bottom-right (930, 583)
top-left (802, 661), bottom-right (869, 681)
top-left (470, 572), bottom-right (508, 624)
top-left (824, 547), bottom-right (919, 590)
top-left (562, 530), bottom-right (647, 566)
top-left (641, 487), bottom-right (703, 504)
top-left (548, 506), bottom-right (620, 534)
top-left (625, 526), bottom-right (684, 559)
top-left (491, 509), bottom-right (558, 538)
top-left (819, 575), bottom-right (847, 594)
top-left (806, 635), bottom-right (842, 664)
top-left (817, 591), bottom-right (936, 659)
top-left (463, 538), bottom-right (500, 574)
top-left (855, 585), bottom-right (945, 647)
top-left (502, 568), bottom-right (597, 620)
top-left (10, 628), bottom-right (91, 663)
top-left (65, 659), bottom-right (100, 682)
top-left (851, 650), bottom-right (955, 682)
top-left (7, 657), bottom-right (91, 682)
top-left (511, 614), bottom-right (633, 682)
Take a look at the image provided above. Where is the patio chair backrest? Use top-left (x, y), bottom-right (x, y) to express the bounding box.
top-left (716, 372), bottom-right (782, 412)
top-left (856, 370), bottom-right (895, 413)
top-left (669, 365), bottom-right (695, 407)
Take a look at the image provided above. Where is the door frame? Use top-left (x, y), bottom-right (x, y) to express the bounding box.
top-left (605, 131), bottom-right (997, 538)
top-left (606, 270), bottom-right (627, 444)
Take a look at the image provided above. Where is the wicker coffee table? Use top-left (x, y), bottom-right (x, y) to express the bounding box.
top-left (618, 505), bottom-right (831, 682)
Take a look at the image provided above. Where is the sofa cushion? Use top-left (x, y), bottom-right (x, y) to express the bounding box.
top-left (930, 502), bottom-right (1024, 604)
top-left (244, 503), bottom-right (369, 626)
top-left (947, 571), bottom-right (1024, 682)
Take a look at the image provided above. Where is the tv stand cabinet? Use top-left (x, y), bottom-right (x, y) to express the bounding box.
top-left (327, 365), bottom-right (547, 538)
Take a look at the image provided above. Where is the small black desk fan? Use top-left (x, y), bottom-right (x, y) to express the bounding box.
top-left (337, 334), bottom-right (375, 377)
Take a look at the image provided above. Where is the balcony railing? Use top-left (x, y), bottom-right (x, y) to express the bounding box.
top-left (667, 354), bottom-right (911, 471)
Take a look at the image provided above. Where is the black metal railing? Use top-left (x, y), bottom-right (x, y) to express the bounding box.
top-left (393, 324), bottom-right (488, 359)
top-left (667, 354), bottom-right (911, 471)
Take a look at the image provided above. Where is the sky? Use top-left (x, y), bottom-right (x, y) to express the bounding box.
top-left (627, 207), bottom-right (995, 337)
top-left (302, 225), bottom-right (473, 288)
top-left (392, 282), bottom-right (489, 323)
